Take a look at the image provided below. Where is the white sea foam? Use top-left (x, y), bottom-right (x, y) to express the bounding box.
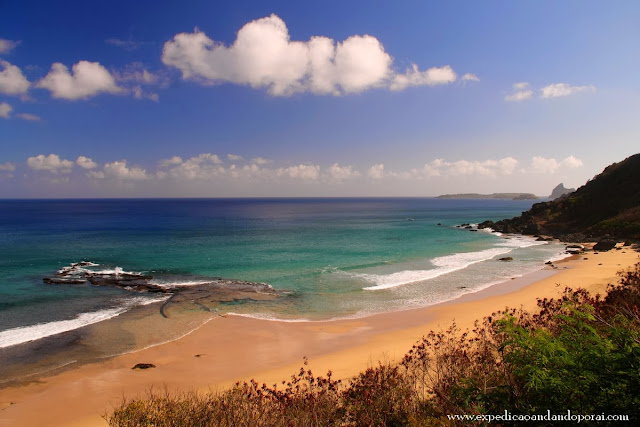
top-left (149, 279), bottom-right (213, 288)
top-left (227, 312), bottom-right (314, 322)
top-left (357, 236), bottom-right (546, 291)
top-left (0, 308), bottom-right (127, 349)
top-left (93, 266), bottom-right (139, 275)
top-left (0, 295), bottom-right (167, 349)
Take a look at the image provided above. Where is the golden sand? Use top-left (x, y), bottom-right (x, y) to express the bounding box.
top-left (0, 248), bottom-right (637, 426)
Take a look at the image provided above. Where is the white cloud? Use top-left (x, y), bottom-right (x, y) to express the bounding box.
top-left (325, 163), bottom-right (360, 181)
top-left (159, 156), bottom-right (183, 167)
top-left (367, 163), bottom-right (386, 179)
top-left (16, 113), bottom-right (40, 121)
top-left (505, 82), bottom-right (533, 102)
top-left (505, 90), bottom-right (533, 102)
top-left (160, 154), bottom-right (224, 180)
top-left (540, 83), bottom-right (596, 99)
top-left (251, 157), bottom-right (271, 165)
top-left (0, 39), bottom-right (20, 54)
top-left (27, 154), bottom-right (74, 173)
top-left (76, 156), bottom-right (98, 169)
top-left (114, 62), bottom-right (168, 101)
top-left (560, 155), bottom-right (584, 168)
top-left (36, 61), bottom-right (122, 100)
top-left (529, 156), bottom-right (584, 174)
top-left (0, 102), bottom-right (11, 118)
top-left (390, 65), bottom-right (456, 91)
top-left (90, 160), bottom-right (148, 180)
top-left (0, 60), bottom-right (30, 95)
top-left (423, 157), bottom-right (519, 177)
top-left (461, 73), bottom-right (480, 82)
top-left (0, 162), bottom-right (16, 171)
top-left (276, 164), bottom-right (320, 180)
top-left (162, 14), bottom-right (461, 96)
top-left (227, 154), bottom-right (243, 161)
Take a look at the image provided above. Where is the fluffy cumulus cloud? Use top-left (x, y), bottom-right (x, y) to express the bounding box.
top-left (90, 160), bottom-right (148, 180)
top-left (276, 164), bottom-right (320, 180)
top-left (162, 14), bottom-right (459, 96)
top-left (0, 60), bottom-right (30, 95)
top-left (540, 83), bottom-right (596, 99)
top-left (529, 156), bottom-right (584, 174)
top-left (0, 102), bottom-right (12, 118)
top-left (26, 154), bottom-right (74, 173)
top-left (158, 153), bottom-right (223, 179)
top-left (76, 156), bottom-right (98, 169)
top-left (0, 39), bottom-right (20, 54)
top-left (325, 163), bottom-right (360, 181)
top-left (367, 163), bottom-right (386, 179)
top-left (505, 82), bottom-right (533, 102)
top-left (36, 61), bottom-right (122, 100)
top-left (423, 157), bottom-right (519, 177)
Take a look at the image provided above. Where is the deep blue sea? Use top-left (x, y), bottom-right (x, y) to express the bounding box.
top-left (0, 198), bottom-right (566, 381)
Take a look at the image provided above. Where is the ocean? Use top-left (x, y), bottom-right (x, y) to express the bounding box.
top-left (0, 198), bottom-right (566, 383)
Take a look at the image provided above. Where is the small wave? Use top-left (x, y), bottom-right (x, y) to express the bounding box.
top-left (357, 236), bottom-right (546, 291)
top-left (0, 308), bottom-right (127, 349)
top-left (0, 295), bottom-right (166, 349)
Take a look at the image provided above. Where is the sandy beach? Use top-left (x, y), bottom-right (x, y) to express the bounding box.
top-left (1, 247), bottom-right (637, 426)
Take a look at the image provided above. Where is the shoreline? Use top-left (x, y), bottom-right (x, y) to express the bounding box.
top-left (0, 247), bottom-right (637, 426)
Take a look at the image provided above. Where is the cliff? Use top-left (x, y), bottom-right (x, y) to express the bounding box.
top-left (479, 153), bottom-right (640, 241)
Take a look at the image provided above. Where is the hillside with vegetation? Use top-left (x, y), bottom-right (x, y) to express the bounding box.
top-left (479, 153), bottom-right (640, 241)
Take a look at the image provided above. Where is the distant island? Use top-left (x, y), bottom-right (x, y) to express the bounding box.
top-left (436, 193), bottom-right (540, 200)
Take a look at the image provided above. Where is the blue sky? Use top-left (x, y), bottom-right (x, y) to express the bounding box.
top-left (1, 0), bottom-right (639, 197)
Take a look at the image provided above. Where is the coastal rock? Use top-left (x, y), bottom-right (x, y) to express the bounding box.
top-left (132, 363), bottom-right (156, 370)
top-left (44, 262), bottom-right (280, 319)
top-left (593, 240), bottom-right (617, 252)
top-left (498, 257), bottom-right (513, 261)
top-left (565, 244), bottom-right (584, 255)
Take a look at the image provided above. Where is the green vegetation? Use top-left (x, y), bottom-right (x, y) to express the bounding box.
top-left (483, 153), bottom-right (640, 240)
top-left (107, 263), bottom-right (640, 426)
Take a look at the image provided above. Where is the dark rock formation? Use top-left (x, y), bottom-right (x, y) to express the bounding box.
top-left (498, 257), bottom-right (513, 261)
top-left (549, 183), bottom-right (575, 200)
top-left (43, 262), bottom-right (280, 318)
top-left (593, 240), bottom-right (617, 252)
top-left (479, 154), bottom-right (640, 241)
top-left (132, 363), bottom-right (156, 370)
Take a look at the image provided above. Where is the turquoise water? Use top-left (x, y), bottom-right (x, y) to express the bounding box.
top-left (0, 198), bottom-right (565, 354)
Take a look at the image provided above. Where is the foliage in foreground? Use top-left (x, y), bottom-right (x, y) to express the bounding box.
top-left (107, 263), bottom-right (640, 426)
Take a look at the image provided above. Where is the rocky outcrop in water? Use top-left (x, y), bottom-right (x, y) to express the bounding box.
top-left (43, 262), bottom-right (279, 318)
